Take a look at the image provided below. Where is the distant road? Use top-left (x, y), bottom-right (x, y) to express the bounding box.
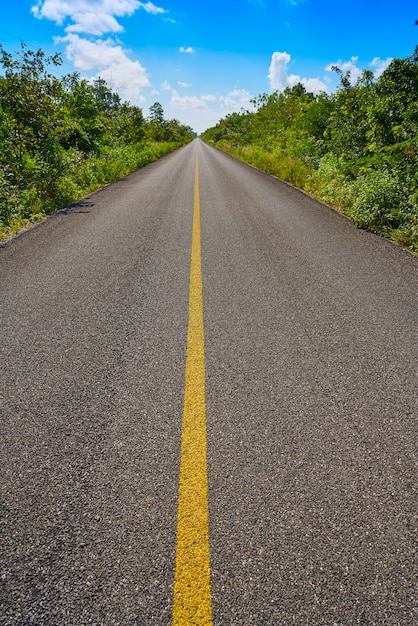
top-left (1, 138), bottom-right (417, 624)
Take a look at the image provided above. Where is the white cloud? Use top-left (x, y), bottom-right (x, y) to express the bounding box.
top-left (326, 56), bottom-right (392, 84)
top-left (58, 34), bottom-right (150, 101)
top-left (270, 53), bottom-right (394, 95)
top-left (160, 80), bottom-right (172, 91)
top-left (179, 46), bottom-right (194, 54)
top-left (170, 89), bottom-right (251, 118)
top-left (201, 94), bottom-right (217, 102)
top-left (219, 89), bottom-right (252, 112)
top-left (288, 75), bottom-right (329, 93)
top-left (138, 1), bottom-right (165, 15)
top-left (370, 56), bottom-right (393, 78)
top-left (34, 1), bottom-right (164, 103)
top-left (178, 81), bottom-right (192, 88)
top-left (32, 0), bottom-right (166, 35)
top-left (58, 33), bottom-right (124, 70)
top-left (66, 13), bottom-right (124, 35)
top-left (325, 56), bottom-right (363, 84)
top-left (168, 93), bottom-right (220, 134)
top-left (167, 88), bottom-right (254, 135)
top-left (268, 51), bottom-right (328, 94)
top-left (268, 52), bottom-right (291, 91)
top-left (170, 93), bottom-right (211, 111)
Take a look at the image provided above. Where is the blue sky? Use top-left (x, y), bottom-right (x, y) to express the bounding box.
top-left (0, 1), bottom-right (417, 133)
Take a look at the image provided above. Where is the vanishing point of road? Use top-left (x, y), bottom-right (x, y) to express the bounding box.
top-left (1, 139), bottom-right (417, 624)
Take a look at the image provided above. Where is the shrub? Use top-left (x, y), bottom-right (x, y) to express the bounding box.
top-left (0, 141), bottom-right (185, 238)
top-left (309, 153), bottom-right (353, 211)
top-left (350, 170), bottom-right (404, 232)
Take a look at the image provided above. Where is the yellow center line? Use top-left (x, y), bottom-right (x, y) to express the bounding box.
top-left (173, 149), bottom-right (213, 625)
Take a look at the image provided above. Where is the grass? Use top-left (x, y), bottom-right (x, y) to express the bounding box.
top-left (213, 142), bottom-right (418, 253)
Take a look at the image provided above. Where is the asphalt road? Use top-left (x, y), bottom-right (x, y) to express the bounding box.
top-left (1, 138), bottom-right (417, 624)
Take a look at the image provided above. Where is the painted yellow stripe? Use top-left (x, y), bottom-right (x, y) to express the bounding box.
top-left (173, 150), bottom-right (213, 625)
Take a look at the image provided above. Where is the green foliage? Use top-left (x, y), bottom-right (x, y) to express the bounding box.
top-left (309, 153), bottom-right (353, 209)
top-left (0, 45), bottom-right (196, 238)
top-left (202, 49), bottom-right (418, 252)
top-left (221, 144), bottom-right (313, 189)
top-left (349, 166), bottom-right (418, 252)
top-left (146, 102), bottom-right (195, 143)
top-left (351, 170), bottom-right (403, 231)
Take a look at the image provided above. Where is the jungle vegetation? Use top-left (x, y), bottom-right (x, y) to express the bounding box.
top-left (201, 48), bottom-right (418, 252)
top-left (0, 44), bottom-right (195, 238)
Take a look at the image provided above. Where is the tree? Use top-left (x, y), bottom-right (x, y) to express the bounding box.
top-left (0, 43), bottom-right (64, 200)
top-left (59, 75), bottom-right (103, 152)
top-left (92, 77), bottom-right (121, 112)
top-left (149, 102), bottom-right (164, 124)
top-left (147, 102), bottom-right (166, 141)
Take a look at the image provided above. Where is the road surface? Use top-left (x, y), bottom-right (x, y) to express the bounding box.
top-left (1, 139), bottom-right (417, 624)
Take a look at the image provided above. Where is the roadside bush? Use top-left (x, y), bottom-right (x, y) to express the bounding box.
top-left (218, 143), bottom-right (312, 190)
top-left (0, 141), bottom-right (188, 238)
top-left (310, 153), bottom-right (353, 211)
top-left (396, 192), bottom-right (418, 250)
top-left (350, 169), bottom-right (404, 232)
top-left (0, 172), bottom-right (22, 228)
